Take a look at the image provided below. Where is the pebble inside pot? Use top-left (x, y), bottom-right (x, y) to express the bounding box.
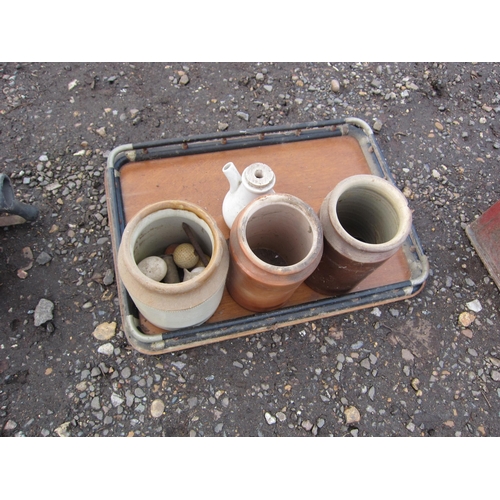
top-left (117, 200), bottom-right (229, 330)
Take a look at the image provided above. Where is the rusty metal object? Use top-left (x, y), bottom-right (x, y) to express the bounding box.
top-left (306, 175), bottom-right (412, 296)
top-left (466, 199), bottom-right (500, 291)
top-left (226, 193), bottom-right (323, 312)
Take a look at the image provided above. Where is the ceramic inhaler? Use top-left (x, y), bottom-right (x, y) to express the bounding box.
top-left (222, 161), bottom-right (276, 229)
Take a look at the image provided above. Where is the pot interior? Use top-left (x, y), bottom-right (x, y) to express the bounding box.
top-left (245, 203), bottom-right (316, 267)
top-left (336, 186), bottom-right (401, 244)
top-left (131, 208), bottom-right (214, 266)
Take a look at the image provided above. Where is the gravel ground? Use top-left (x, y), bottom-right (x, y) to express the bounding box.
top-left (1, 62), bottom-right (500, 446)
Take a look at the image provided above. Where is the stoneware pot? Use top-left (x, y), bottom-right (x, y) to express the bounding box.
top-left (305, 174), bottom-right (412, 296)
top-left (227, 193), bottom-right (323, 312)
top-left (117, 200), bottom-right (229, 330)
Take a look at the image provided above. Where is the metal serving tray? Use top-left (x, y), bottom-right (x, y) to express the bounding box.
top-left (105, 118), bottom-right (428, 354)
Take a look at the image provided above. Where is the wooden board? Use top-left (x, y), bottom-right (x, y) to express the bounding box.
top-left (118, 135), bottom-right (412, 335)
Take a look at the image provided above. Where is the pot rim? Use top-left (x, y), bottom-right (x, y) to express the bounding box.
top-left (233, 193), bottom-right (323, 276)
top-left (120, 200), bottom-right (224, 295)
top-left (325, 174), bottom-right (412, 254)
top-left (242, 162), bottom-right (276, 194)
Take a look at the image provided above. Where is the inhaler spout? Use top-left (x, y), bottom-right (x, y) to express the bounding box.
top-left (222, 162), bottom-right (242, 194)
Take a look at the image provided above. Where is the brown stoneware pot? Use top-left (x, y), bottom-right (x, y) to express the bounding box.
top-left (305, 174), bottom-right (412, 296)
top-left (227, 193), bottom-right (323, 312)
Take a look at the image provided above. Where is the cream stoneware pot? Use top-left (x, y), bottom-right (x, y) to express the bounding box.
top-left (117, 200), bottom-right (229, 330)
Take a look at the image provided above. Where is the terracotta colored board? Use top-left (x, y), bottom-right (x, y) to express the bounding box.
top-left (466, 199), bottom-right (500, 290)
top-left (118, 136), bottom-right (411, 334)
top-left (120, 136), bottom-right (368, 228)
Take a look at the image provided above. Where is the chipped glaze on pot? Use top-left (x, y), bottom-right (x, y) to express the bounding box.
top-left (222, 161), bottom-right (276, 229)
top-left (117, 200), bottom-right (229, 330)
top-left (226, 193), bottom-right (323, 312)
top-left (305, 174), bottom-right (412, 296)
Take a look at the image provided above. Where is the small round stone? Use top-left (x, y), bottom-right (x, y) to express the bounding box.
top-left (137, 256), bottom-right (167, 281)
top-left (173, 243), bottom-right (199, 269)
top-left (182, 267), bottom-right (205, 282)
top-left (459, 311), bottom-right (476, 327)
top-left (265, 412), bottom-right (276, 425)
top-left (92, 321), bottom-right (117, 341)
top-left (164, 243), bottom-right (178, 255)
top-left (151, 399), bottom-right (165, 418)
top-left (344, 406), bottom-right (361, 424)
